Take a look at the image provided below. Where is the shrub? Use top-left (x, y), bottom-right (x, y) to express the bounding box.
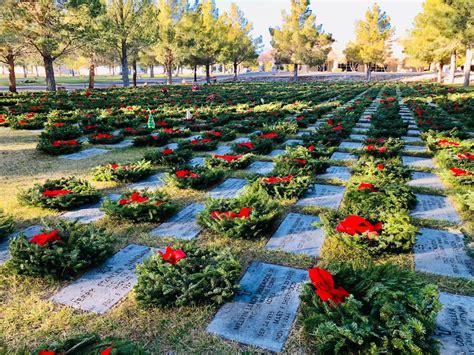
top-left (101, 190), bottom-right (177, 222)
top-left (353, 157), bottom-right (411, 182)
top-left (166, 166), bottom-right (224, 190)
top-left (41, 123), bottom-right (82, 140)
top-left (321, 209), bottom-right (417, 254)
top-left (197, 187), bottom-right (281, 238)
top-left (8, 219), bottom-right (115, 278)
top-left (299, 263), bottom-right (440, 354)
top-left (144, 147), bottom-right (192, 166)
top-left (36, 137), bottom-right (82, 155)
top-left (358, 137), bottom-right (404, 159)
top-left (92, 160), bottom-right (153, 183)
top-left (202, 128), bottom-right (236, 141)
top-left (37, 333), bottom-right (148, 355)
top-left (133, 133), bottom-right (169, 147)
top-left (8, 113), bottom-right (45, 129)
top-left (256, 175), bottom-right (311, 199)
top-left (18, 177), bottom-right (101, 210)
top-left (0, 209), bottom-right (15, 239)
top-left (178, 137), bottom-right (218, 151)
top-left (273, 146), bottom-right (328, 176)
top-left (135, 242), bottom-right (241, 307)
top-left (89, 132), bottom-right (124, 145)
top-left (205, 153), bottom-right (253, 170)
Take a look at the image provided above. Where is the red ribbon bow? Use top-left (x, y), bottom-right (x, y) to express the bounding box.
top-left (119, 192), bottom-right (149, 205)
top-left (30, 230), bottom-right (62, 246)
top-left (332, 125), bottom-right (343, 131)
top-left (336, 215), bottom-right (383, 237)
top-left (210, 207), bottom-right (252, 220)
top-left (159, 246), bottom-right (186, 265)
top-left (161, 148), bottom-right (174, 155)
top-left (437, 139), bottom-right (460, 147)
top-left (262, 175), bottom-right (293, 184)
top-left (207, 131), bottom-right (221, 137)
top-left (308, 267), bottom-right (349, 305)
top-left (357, 182), bottom-right (378, 192)
top-left (366, 144), bottom-right (387, 153)
top-left (450, 167), bottom-right (473, 176)
top-left (237, 142), bottom-right (254, 149)
top-left (94, 133), bottom-right (114, 139)
top-left (213, 154), bottom-right (242, 162)
top-left (42, 189), bottom-right (72, 197)
top-left (175, 170), bottom-right (199, 178)
top-left (257, 132), bottom-right (278, 139)
top-left (52, 140), bottom-right (78, 147)
top-left (457, 152), bottom-right (474, 160)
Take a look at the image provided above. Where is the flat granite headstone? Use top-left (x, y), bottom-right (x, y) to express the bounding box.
top-left (414, 228), bottom-right (472, 279)
top-left (411, 194), bottom-right (460, 223)
top-left (189, 157), bottom-right (205, 167)
top-left (206, 261), bottom-right (307, 352)
top-left (408, 171), bottom-right (445, 189)
top-left (296, 183), bottom-right (345, 209)
top-left (401, 136), bottom-right (422, 143)
top-left (0, 225), bottom-right (43, 264)
top-left (317, 166), bottom-right (351, 182)
top-left (402, 156), bottom-right (435, 169)
top-left (349, 134), bottom-right (367, 141)
top-left (61, 194), bottom-right (120, 224)
top-left (127, 173), bottom-right (165, 191)
top-left (209, 178), bottom-right (247, 199)
top-left (404, 145), bottom-right (427, 153)
top-left (164, 143), bottom-right (178, 150)
top-left (50, 244), bottom-right (152, 314)
top-left (355, 123), bottom-right (371, 128)
top-left (61, 148), bottom-right (109, 160)
top-left (352, 127), bottom-right (369, 133)
top-left (210, 146), bottom-right (233, 155)
top-left (407, 129), bottom-right (421, 136)
top-left (102, 139), bottom-right (133, 149)
top-left (330, 151), bottom-right (357, 162)
top-left (246, 161), bottom-right (275, 175)
top-left (268, 149), bottom-right (286, 157)
top-left (434, 292), bottom-right (474, 354)
top-left (150, 203), bottom-right (204, 240)
top-left (232, 137), bottom-right (251, 144)
top-left (338, 141), bottom-right (364, 150)
top-left (266, 213), bottom-right (325, 256)
top-left (283, 139), bottom-right (303, 146)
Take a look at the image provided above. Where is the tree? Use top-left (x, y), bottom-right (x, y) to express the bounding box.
top-left (346, 4), bottom-right (394, 81)
top-left (101, 0), bottom-right (156, 87)
top-left (4, 0), bottom-right (90, 91)
top-left (443, 0), bottom-right (474, 86)
top-left (219, 3), bottom-right (261, 80)
top-left (270, 0), bottom-right (333, 80)
top-left (153, 0), bottom-right (188, 85)
top-left (0, 1), bottom-right (28, 93)
top-left (403, 0), bottom-right (461, 83)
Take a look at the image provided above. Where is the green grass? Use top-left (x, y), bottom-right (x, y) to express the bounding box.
top-left (0, 89), bottom-right (473, 353)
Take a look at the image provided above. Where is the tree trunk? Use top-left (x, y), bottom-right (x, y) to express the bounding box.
top-left (121, 40), bottom-right (129, 87)
top-left (71, 69), bottom-right (75, 77)
top-left (149, 65), bottom-right (154, 78)
top-left (366, 63), bottom-right (372, 81)
top-left (437, 62), bottom-right (444, 83)
top-left (22, 65), bottom-right (27, 78)
top-left (448, 50), bottom-right (456, 84)
top-left (35, 65), bottom-right (39, 77)
top-left (193, 64), bottom-right (197, 82)
top-left (205, 64), bottom-right (211, 84)
top-left (132, 59), bottom-right (137, 87)
top-left (463, 45), bottom-right (472, 87)
top-left (89, 62), bottom-right (95, 89)
top-left (43, 55), bottom-right (56, 91)
top-left (7, 53), bottom-right (16, 93)
top-left (233, 61), bottom-right (238, 80)
top-left (293, 63), bottom-right (298, 80)
top-left (166, 65), bottom-right (172, 85)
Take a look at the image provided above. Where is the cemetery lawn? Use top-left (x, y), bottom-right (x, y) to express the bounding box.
top-left (0, 82), bottom-right (473, 353)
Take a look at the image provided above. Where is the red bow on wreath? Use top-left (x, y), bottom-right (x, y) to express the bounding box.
top-left (450, 167), bottom-right (473, 176)
top-left (42, 189), bottom-right (72, 198)
top-left (159, 246), bottom-right (186, 265)
top-left (30, 230), bottom-right (62, 246)
top-left (357, 183), bottom-right (378, 192)
top-left (308, 267), bottom-right (349, 305)
top-left (237, 142), bottom-right (254, 149)
top-left (213, 154), bottom-right (242, 162)
top-left (261, 175), bottom-right (293, 184)
top-left (210, 207), bottom-right (252, 220)
top-left (336, 215), bottom-right (383, 237)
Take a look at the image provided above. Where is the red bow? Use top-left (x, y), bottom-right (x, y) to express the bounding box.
top-left (207, 131), bottom-right (222, 137)
top-left (52, 140), bottom-right (78, 147)
top-left (332, 125), bottom-right (343, 131)
top-left (52, 122), bottom-right (65, 127)
top-left (30, 230), bottom-right (62, 246)
top-left (326, 119), bottom-right (334, 125)
top-left (450, 167), bottom-right (473, 176)
top-left (308, 268), bottom-right (349, 305)
top-left (293, 158), bottom-right (307, 165)
top-left (376, 164), bottom-right (385, 170)
top-left (336, 215), bottom-right (383, 237)
top-left (357, 183), bottom-right (378, 192)
top-left (161, 148), bottom-right (174, 155)
top-left (210, 207), bottom-right (252, 220)
top-left (261, 175), bottom-right (293, 184)
top-left (84, 124), bottom-right (98, 130)
top-left (237, 142), bottom-right (254, 149)
top-left (366, 144), bottom-right (387, 153)
top-left (213, 154), bottom-right (242, 162)
top-left (42, 189), bottom-right (72, 197)
top-left (257, 132), bottom-right (278, 139)
top-left (307, 145), bottom-right (315, 151)
top-left (119, 192), bottom-right (149, 205)
top-left (437, 139), bottom-right (460, 147)
top-left (190, 138), bottom-right (212, 145)
top-left (175, 170), bottom-right (199, 178)
top-left (457, 152), bottom-right (474, 160)
top-left (94, 133), bottom-right (114, 139)
top-left (159, 246), bottom-right (186, 265)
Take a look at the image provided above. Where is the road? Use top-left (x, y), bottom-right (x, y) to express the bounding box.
top-left (0, 71), bottom-right (429, 92)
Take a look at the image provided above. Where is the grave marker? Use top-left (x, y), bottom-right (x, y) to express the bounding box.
top-left (411, 194), bottom-right (460, 223)
top-left (209, 178), bottom-right (247, 199)
top-left (296, 183), bottom-right (345, 209)
top-left (246, 161), bottom-right (275, 175)
top-left (61, 148), bottom-right (109, 160)
top-left (317, 166), bottom-right (351, 182)
top-left (150, 203), bottom-right (204, 240)
top-left (127, 173), bottom-right (165, 191)
top-left (0, 225), bottom-right (43, 264)
top-left (408, 171), bottom-right (445, 190)
top-left (402, 156), bottom-right (435, 169)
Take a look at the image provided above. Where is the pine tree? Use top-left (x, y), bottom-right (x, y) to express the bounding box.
top-left (270, 0), bottom-right (333, 80)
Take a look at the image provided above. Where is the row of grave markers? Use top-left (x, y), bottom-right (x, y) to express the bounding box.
top-left (2, 90), bottom-right (472, 353)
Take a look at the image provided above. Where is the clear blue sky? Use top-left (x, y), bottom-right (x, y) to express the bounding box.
top-left (215, 0), bottom-right (424, 57)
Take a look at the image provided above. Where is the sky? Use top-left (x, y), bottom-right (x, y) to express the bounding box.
top-left (215, 0), bottom-right (425, 58)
